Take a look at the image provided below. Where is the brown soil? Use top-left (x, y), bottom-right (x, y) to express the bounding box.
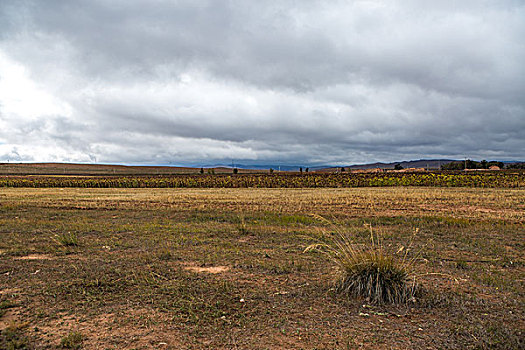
top-left (182, 262), bottom-right (230, 274)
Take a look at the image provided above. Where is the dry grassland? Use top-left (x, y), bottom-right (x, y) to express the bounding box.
top-left (1, 187), bottom-right (524, 349)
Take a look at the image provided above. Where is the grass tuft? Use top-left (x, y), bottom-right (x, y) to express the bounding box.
top-left (0, 300), bottom-right (15, 318)
top-left (237, 215), bottom-right (249, 235)
top-left (60, 331), bottom-right (83, 349)
top-left (54, 232), bottom-right (79, 247)
top-left (1, 322), bottom-right (30, 350)
top-left (305, 216), bottom-right (420, 304)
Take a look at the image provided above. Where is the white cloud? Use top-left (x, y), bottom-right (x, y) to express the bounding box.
top-left (0, 52), bottom-right (71, 120)
top-left (0, 0), bottom-right (523, 165)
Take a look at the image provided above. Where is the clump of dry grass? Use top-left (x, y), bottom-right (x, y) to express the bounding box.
top-left (60, 331), bottom-right (84, 349)
top-left (305, 216), bottom-right (420, 304)
top-left (53, 231), bottom-right (79, 247)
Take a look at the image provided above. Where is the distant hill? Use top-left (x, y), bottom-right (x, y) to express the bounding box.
top-left (316, 159), bottom-right (456, 172)
top-left (345, 159), bottom-right (455, 170)
top-left (221, 159), bottom-right (458, 171)
top-left (0, 163), bottom-right (261, 175)
top-left (208, 164), bottom-right (303, 171)
top-left (2, 159), bottom-right (521, 175)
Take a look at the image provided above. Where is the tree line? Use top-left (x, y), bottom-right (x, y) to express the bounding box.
top-left (440, 160), bottom-right (525, 170)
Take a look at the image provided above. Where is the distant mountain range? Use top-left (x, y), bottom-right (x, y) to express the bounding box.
top-left (2, 159), bottom-right (523, 175)
top-left (344, 159), bottom-right (454, 170)
top-left (214, 159), bottom-right (523, 171)
top-left (207, 164), bottom-right (309, 171)
top-left (214, 159), bottom-right (455, 171)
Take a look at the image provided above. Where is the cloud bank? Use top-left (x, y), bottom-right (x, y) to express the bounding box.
top-left (1, 0), bottom-right (524, 165)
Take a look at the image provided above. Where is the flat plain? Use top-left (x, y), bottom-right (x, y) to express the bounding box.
top-left (1, 187), bottom-right (524, 349)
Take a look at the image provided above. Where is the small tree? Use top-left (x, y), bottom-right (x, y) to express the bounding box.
top-left (394, 164), bottom-right (404, 170)
top-left (481, 160), bottom-right (488, 169)
top-left (441, 161), bottom-right (464, 170)
top-left (300, 167), bottom-right (303, 173)
top-left (341, 167), bottom-right (346, 172)
top-left (200, 167), bottom-right (204, 174)
top-left (305, 168), bottom-right (309, 173)
top-left (269, 168), bottom-right (274, 174)
top-left (465, 159), bottom-right (477, 169)
top-left (506, 162), bottom-right (525, 169)
top-left (233, 168), bottom-right (238, 174)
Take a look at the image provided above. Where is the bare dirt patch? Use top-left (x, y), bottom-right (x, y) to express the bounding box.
top-left (33, 309), bottom-right (185, 349)
top-left (13, 254), bottom-right (53, 260)
top-left (182, 262), bottom-right (230, 274)
top-left (238, 235), bottom-right (256, 243)
top-left (10, 253), bottom-right (86, 261)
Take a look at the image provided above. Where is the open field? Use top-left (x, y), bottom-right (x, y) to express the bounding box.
top-left (1, 187), bottom-right (524, 349)
top-left (0, 163), bottom-right (262, 176)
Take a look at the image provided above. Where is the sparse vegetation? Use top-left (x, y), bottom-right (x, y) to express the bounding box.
top-left (0, 301), bottom-right (15, 319)
top-left (53, 231), bottom-right (79, 247)
top-left (0, 186), bottom-right (523, 348)
top-left (506, 162), bottom-right (525, 169)
top-left (441, 159), bottom-right (505, 170)
top-left (237, 215), bottom-right (249, 235)
top-left (60, 331), bottom-right (83, 349)
top-left (1, 322), bottom-right (30, 350)
top-left (455, 259), bottom-right (469, 270)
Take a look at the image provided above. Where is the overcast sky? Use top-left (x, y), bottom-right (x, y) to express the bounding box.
top-left (0, 0), bottom-right (524, 166)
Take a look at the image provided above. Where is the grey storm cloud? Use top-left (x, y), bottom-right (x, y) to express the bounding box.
top-left (0, 0), bottom-right (524, 165)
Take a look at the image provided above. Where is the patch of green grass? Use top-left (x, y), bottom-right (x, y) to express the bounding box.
top-left (60, 331), bottom-right (84, 349)
top-left (0, 300), bottom-right (16, 318)
top-left (53, 231), bottom-right (80, 247)
top-left (454, 319), bottom-right (523, 350)
top-left (0, 322), bottom-right (30, 350)
top-left (259, 260), bottom-right (302, 275)
top-left (455, 259), bottom-right (469, 270)
top-left (237, 215), bottom-right (249, 235)
top-left (471, 270), bottom-right (512, 291)
top-left (274, 214), bottom-right (318, 226)
top-left (156, 248), bottom-right (174, 261)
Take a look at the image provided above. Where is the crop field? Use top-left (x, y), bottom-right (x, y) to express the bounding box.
top-left (1, 171), bottom-right (524, 188)
top-left (0, 185), bottom-right (524, 348)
